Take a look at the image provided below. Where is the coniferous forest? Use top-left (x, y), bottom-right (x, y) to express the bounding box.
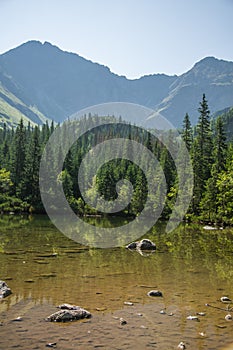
top-left (0, 94), bottom-right (233, 225)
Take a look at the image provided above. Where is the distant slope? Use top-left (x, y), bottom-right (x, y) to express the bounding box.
top-left (0, 41), bottom-right (233, 127)
top-left (0, 80), bottom-right (48, 128)
top-left (213, 106), bottom-right (233, 141)
top-left (154, 57), bottom-right (233, 126)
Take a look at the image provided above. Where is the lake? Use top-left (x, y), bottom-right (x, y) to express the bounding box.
top-left (0, 215), bottom-right (233, 349)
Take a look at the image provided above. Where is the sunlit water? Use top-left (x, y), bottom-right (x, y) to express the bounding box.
top-left (0, 215), bottom-right (233, 349)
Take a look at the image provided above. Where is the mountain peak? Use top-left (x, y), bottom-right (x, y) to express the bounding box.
top-left (0, 41), bottom-right (233, 127)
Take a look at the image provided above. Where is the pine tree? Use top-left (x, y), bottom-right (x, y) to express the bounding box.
top-left (192, 94), bottom-right (213, 213)
top-left (10, 119), bottom-right (26, 195)
top-left (181, 113), bottom-right (193, 151)
top-left (200, 116), bottom-right (227, 221)
top-left (19, 126), bottom-right (42, 207)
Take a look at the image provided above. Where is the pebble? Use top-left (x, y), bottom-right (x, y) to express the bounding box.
top-left (177, 341), bottom-right (186, 349)
top-left (225, 314), bottom-right (232, 321)
top-left (160, 310), bottom-right (166, 314)
top-left (119, 317), bottom-right (127, 325)
top-left (46, 343), bottom-right (57, 348)
top-left (196, 312), bottom-right (206, 316)
top-left (124, 301), bottom-right (134, 306)
top-left (199, 332), bottom-right (206, 337)
top-left (187, 315), bottom-right (199, 321)
top-left (11, 317), bottom-right (23, 322)
top-left (220, 296), bottom-right (232, 303)
top-left (147, 290), bottom-right (163, 297)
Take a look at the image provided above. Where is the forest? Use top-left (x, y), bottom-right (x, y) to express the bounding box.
top-left (0, 94), bottom-right (233, 225)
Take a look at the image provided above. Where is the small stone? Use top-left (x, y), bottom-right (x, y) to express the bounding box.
top-left (196, 312), bottom-right (206, 316)
top-left (46, 343), bottom-right (57, 348)
top-left (124, 301), bottom-right (134, 306)
top-left (96, 307), bottom-right (107, 311)
top-left (187, 315), bottom-right (199, 321)
top-left (0, 280), bottom-right (12, 299)
top-left (120, 317), bottom-right (127, 325)
top-left (24, 279), bottom-right (35, 283)
top-left (177, 342), bottom-right (186, 349)
top-left (225, 314), bottom-right (232, 321)
top-left (147, 290), bottom-right (163, 297)
top-left (199, 332), bottom-right (206, 337)
top-left (220, 296), bottom-right (232, 303)
top-left (160, 310), bottom-right (166, 314)
top-left (11, 317), bottom-right (22, 322)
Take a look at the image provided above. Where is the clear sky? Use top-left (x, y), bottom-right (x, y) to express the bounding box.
top-left (1, 0), bottom-right (233, 78)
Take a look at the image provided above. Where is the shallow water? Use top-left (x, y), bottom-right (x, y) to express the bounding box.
top-left (0, 215), bottom-right (233, 349)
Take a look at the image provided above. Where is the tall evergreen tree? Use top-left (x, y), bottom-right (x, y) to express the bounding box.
top-left (192, 94), bottom-right (213, 213)
top-left (19, 126), bottom-right (42, 207)
top-left (181, 113), bottom-right (193, 151)
top-left (10, 119), bottom-right (26, 195)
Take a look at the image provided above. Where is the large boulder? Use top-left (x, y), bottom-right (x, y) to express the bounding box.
top-left (0, 280), bottom-right (12, 299)
top-left (47, 303), bottom-right (91, 322)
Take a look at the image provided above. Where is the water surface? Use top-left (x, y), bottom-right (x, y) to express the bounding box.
top-left (0, 215), bottom-right (233, 349)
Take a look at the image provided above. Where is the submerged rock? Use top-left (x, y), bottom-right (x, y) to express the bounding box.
top-left (147, 290), bottom-right (163, 297)
top-left (225, 314), bottom-right (232, 321)
top-left (119, 317), bottom-right (127, 325)
top-left (47, 304), bottom-right (91, 322)
top-left (220, 296), bottom-right (232, 303)
top-left (126, 239), bottom-right (156, 251)
top-left (126, 242), bottom-right (138, 250)
top-left (187, 315), bottom-right (200, 321)
top-left (0, 280), bottom-right (12, 299)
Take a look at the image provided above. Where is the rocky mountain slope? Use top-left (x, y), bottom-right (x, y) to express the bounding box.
top-left (0, 41), bottom-right (232, 127)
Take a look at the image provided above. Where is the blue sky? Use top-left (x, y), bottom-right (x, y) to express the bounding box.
top-left (1, 0), bottom-right (233, 78)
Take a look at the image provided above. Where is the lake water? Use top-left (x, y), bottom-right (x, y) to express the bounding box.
top-left (0, 215), bottom-right (233, 349)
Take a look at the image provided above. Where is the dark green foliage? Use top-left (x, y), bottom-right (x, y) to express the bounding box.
top-left (181, 113), bottom-right (193, 151)
top-left (0, 97), bottom-right (233, 225)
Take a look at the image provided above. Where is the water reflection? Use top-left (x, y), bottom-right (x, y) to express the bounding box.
top-left (0, 215), bottom-right (232, 310)
top-left (1, 215), bottom-right (233, 349)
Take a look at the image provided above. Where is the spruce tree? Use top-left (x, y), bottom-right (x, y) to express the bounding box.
top-left (181, 113), bottom-right (193, 151)
top-left (192, 94), bottom-right (213, 213)
top-left (10, 119), bottom-right (26, 195)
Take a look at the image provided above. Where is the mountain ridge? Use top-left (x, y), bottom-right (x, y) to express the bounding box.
top-left (0, 40), bottom-right (233, 127)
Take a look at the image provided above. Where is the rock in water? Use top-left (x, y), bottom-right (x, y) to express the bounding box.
top-left (126, 239), bottom-right (156, 251)
top-left (47, 306), bottom-right (91, 322)
top-left (147, 290), bottom-right (163, 297)
top-left (0, 280), bottom-right (12, 299)
top-left (220, 296), bottom-right (232, 303)
top-left (126, 242), bottom-right (138, 249)
top-left (137, 239), bottom-right (156, 250)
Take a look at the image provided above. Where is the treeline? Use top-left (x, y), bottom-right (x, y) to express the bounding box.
top-left (0, 94), bottom-right (233, 225)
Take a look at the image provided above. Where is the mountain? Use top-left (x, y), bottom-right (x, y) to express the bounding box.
top-left (155, 57), bottom-right (233, 125)
top-left (0, 40), bottom-right (233, 127)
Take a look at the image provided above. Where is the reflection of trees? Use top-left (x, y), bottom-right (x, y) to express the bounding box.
top-left (148, 223), bottom-right (233, 285)
top-left (0, 216), bottom-right (233, 311)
